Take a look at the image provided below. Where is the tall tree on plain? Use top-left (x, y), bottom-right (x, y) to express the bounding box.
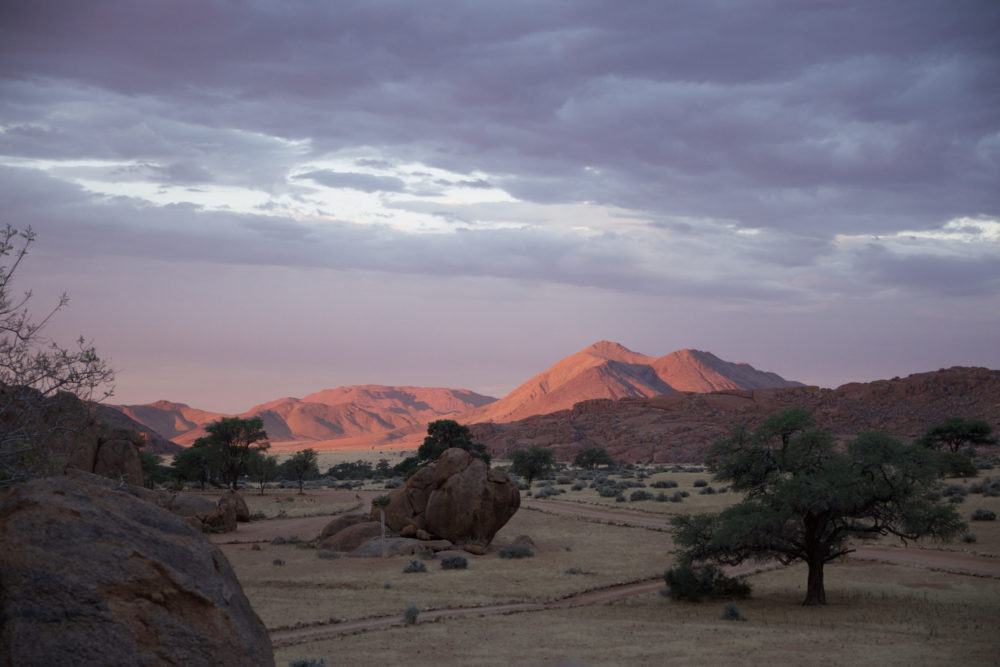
top-left (671, 409), bottom-right (965, 605)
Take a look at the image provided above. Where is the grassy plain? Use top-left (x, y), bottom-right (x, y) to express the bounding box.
top-left (211, 466), bottom-right (1000, 666)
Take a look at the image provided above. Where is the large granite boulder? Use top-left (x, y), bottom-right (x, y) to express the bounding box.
top-left (372, 448), bottom-right (520, 547)
top-left (0, 474), bottom-right (274, 666)
top-left (318, 521), bottom-right (382, 552)
top-left (219, 490), bottom-right (250, 523)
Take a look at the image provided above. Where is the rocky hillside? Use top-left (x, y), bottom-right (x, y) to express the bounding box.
top-left (460, 340), bottom-right (801, 424)
top-left (469, 367), bottom-right (1000, 463)
top-left (112, 386), bottom-right (497, 446)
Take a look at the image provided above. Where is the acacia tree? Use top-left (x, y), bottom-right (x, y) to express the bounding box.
top-left (284, 448), bottom-right (319, 494)
top-left (396, 419), bottom-right (491, 476)
top-left (510, 445), bottom-right (554, 487)
top-left (671, 409), bottom-right (965, 605)
top-left (918, 417), bottom-right (995, 453)
top-left (0, 225), bottom-right (115, 485)
top-left (573, 447), bottom-right (614, 469)
top-left (199, 416), bottom-right (269, 490)
top-left (247, 450), bottom-right (278, 495)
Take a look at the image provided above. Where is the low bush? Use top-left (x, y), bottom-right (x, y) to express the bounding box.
top-left (289, 659), bottom-right (327, 667)
top-left (403, 559), bottom-right (427, 573)
top-left (962, 532), bottom-right (978, 543)
top-left (663, 563), bottom-right (752, 602)
top-left (698, 486), bottom-right (716, 495)
top-left (272, 559), bottom-right (285, 566)
top-left (971, 508), bottom-right (997, 521)
top-left (670, 491), bottom-right (685, 503)
top-left (403, 605), bottom-right (420, 626)
top-left (441, 555), bottom-right (468, 570)
top-left (630, 490), bottom-right (654, 502)
top-left (571, 481), bottom-right (587, 491)
top-left (693, 479), bottom-right (709, 488)
top-left (499, 545), bottom-right (534, 559)
top-left (317, 550), bottom-right (340, 560)
top-left (719, 603), bottom-right (745, 621)
top-left (651, 479), bottom-right (679, 489)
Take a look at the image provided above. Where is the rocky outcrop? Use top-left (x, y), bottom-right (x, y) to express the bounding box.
top-left (372, 448), bottom-right (520, 547)
top-left (318, 521), bottom-right (383, 552)
top-left (470, 367), bottom-right (1000, 463)
top-left (219, 490), bottom-right (250, 523)
top-left (0, 474), bottom-right (273, 666)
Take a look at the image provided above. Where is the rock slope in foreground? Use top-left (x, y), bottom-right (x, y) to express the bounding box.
top-left (0, 474), bottom-right (274, 666)
top-left (470, 367), bottom-right (1000, 463)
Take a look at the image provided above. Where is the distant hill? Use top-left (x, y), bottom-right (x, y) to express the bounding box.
top-left (110, 386), bottom-right (497, 447)
top-left (459, 340), bottom-right (802, 424)
top-left (468, 366), bottom-right (1000, 464)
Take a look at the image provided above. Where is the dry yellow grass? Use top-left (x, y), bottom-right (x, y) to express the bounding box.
top-left (204, 467), bottom-right (1000, 665)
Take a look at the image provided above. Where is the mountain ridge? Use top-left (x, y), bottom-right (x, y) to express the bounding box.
top-left (109, 341), bottom-right (801, 449)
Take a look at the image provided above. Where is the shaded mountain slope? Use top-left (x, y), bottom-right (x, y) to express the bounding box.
top-left (461, 341), bottom-right (801, 424)
top-left (469, 366), bottom-right (1000, 464)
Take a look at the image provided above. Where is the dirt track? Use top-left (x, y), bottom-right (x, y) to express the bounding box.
top-left (246, 498), bottom-right (1000, 648)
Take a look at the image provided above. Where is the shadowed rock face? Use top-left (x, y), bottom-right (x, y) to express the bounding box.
top-left (374, 448), bottom-right (520, 547)
top-left (0, 475), bottom-right (274, 666)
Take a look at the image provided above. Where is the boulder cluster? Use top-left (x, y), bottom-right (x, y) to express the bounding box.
top-left (319, 448), bottom-right (520, 555)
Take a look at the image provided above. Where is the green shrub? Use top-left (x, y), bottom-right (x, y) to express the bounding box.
top-left (271, 536), bottom-right (286, 545)
top-left (499, 545), bottom-right (534, 559)
top-left (272, 559), bottom-right (285, 566)
top-left (403, 559), bottom-right (427, 573)
top-left (693, 479), bottom-right (709, 488)
top-left (663, 563), bottom-right (751, 602)
top-left (403, 605), bottom-right (420, 626)
top-left (698, 486), bottom-right (716, 495)
top-left (441, 554), bottom-right (468, 570)
top-left (971, 508), bottom-right (997, 521)
top-left (651, 479), bottom-right (679, 488)
top-left (962, 532), bottom-right (978, 543)
top-left (317, 550), bottom-right (340, 560)
top-left (719, 603), bottom-right (745, 621)
top-left (630, 490), bottom-right (654, 501)
top-left (289, 659), bottom-right (327, 667)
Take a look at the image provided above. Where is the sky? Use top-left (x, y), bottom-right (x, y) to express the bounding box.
top-left (1, 1), bottom-right (998, 413)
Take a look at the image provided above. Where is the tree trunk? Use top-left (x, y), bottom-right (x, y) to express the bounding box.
top-left (803, 556), bottom-right (826, 605)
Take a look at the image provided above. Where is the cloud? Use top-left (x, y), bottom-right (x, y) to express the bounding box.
top-left (293, 169), bottom-right (407, 193)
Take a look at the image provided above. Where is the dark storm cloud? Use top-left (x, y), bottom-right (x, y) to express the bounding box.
top-left (0, 0), bottom-right (998, 299)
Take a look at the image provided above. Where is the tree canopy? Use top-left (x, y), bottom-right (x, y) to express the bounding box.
top-left (510, 445), bottom-right (555, 487)
top-left (282, 448), bottom-right (319, 493)
top-left (395, 419), bottom-right (491, 476)
top-left (573, 446), bottom-right (614, 469)
top-left (196, 416), bottom-right (270, 490)
top-left (918, 417), bottom-right (995, 453)
top-left (671, 409), bottom-right (965, 605)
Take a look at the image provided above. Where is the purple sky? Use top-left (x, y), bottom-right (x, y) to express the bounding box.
top-left (2, 1), bottom-right (998, 413)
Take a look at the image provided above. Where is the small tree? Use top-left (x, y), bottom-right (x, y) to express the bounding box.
top-left (170, 440), bottom-right (219, 490)
top-left (0, 225), bottom-right (115, 485)
top-left (396, 419), bottom-right (491, 476)
top-left (247, 450), bottom-right (278, 495)
top-left (285, 448), bottom-right (319, 494)
top-left (918, 417), bottom-right (995, 453)
top-left (672, 409), bottom-right (966, 605)
top-left (573, 447), bottom-right (614, 469)
top-left (199, 416), bottom-right (269, 490)
top-left (510, 445), bottom-right (555, 487)
top-left (138, 450), bottom-right (170, 489)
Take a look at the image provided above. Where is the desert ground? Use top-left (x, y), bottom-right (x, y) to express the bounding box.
top-left (203, 464), bottom-right (1000, 666)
